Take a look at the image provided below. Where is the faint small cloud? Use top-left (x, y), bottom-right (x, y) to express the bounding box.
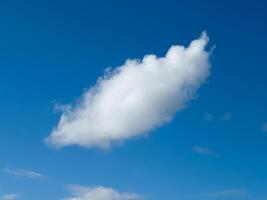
top-left (53, 103), bottom-right (71, 113)
top-left (1, 194), bottom-right (20, 200)
top-left (261, 122), bottom-right (267, 132)
top-left (220, 112), bottom-right (232, 121)
top-left (3, 168), bottom-right (45, 179)
top-left (203, 189), bottom-right (247, 198)
top-left (135, 169), bottom-right (142, 178)
top-left (203, 112), bottom-right (232, 122)
top-left (203, 113), bottom-right (214, 122)
top-left (63, 185), bottom-right (140, 200)
top-left (192, 146), bottom-right (220, 158)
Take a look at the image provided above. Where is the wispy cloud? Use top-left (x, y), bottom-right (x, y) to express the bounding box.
top-left (45, 32), bottom-right (212, 149)
top-left (220, 112), bottom-right (232, 121)
top-left (3, 168), bottom-right (45, 179)
top-left (203, 112), bottom-right (232, 122)
top-left (63, 185), bottom-right (140, 200)
top-left (262, 122), bottom-right (267, 132)
top-left (204, 189), bottom-right (247, 198)
top-left (203, 113), bottom-right (214, 122)
top-left (1, 194), bottom-right (20, 200)
top-left (192, 146), bottom-right (220, 158)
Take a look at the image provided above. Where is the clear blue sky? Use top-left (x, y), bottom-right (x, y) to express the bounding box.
top-left (0, 0), bottom-right (267, 199)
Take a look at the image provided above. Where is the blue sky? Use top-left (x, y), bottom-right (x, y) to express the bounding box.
top-left (0, 0), bottom-right (267, 199)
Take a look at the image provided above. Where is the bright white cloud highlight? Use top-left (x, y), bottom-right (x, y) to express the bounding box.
top-left (1, 194), bottom-right (20, 200)
top-left (63, 185), bottom-right (140, 200)
top-left (3, 168), bottom-right (45, 179)
top-left (46, 32), bottom-right (211, 149)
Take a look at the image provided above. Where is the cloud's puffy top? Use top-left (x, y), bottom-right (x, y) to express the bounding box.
top-left (63, 185), bottom-right (139, 200)
top-left (46, 32), bottom-right (211, 149)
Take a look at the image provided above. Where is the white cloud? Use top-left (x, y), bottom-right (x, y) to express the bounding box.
top-left (62, 185), bottom-right (140, 200)
top-left (46, 32), bottom-right (211, 149)
top-left (262, 122), bottom-right (267, 132)
top-left (192, 146), bottom-right (220, 157)
top-left (204, 189), bottom-right (247, 198)
top-left (3, 168), bottom-right (45, 179)
top-left (1, 194), bottom-right (20, 200)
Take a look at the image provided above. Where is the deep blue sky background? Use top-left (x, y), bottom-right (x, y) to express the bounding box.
top-left (0, 0), bottom-right (267, 199)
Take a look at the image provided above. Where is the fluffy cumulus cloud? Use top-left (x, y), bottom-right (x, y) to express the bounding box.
top-left (62, 185), bottom-right (139, 200)
top-left (46, 32), bottom-right (212, 149)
